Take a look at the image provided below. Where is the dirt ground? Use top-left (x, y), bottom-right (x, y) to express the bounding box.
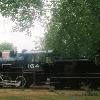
top-left (0, 89), bottom-right (99, 100)
top-left (0, 89), bottom-right (88, 96)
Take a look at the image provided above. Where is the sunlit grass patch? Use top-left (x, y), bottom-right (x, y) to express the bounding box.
top-left (1, 96), bottom-right (100, 100)
top-left (0, 96), bottom-right (26, 100)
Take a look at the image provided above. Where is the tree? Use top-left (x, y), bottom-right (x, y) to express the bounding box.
top-left (43, 0), bottom-right (100, 62)
top-left (0, 0), bottom-right (43, 35)
top-left (0, 42), bottom-right (14, 51)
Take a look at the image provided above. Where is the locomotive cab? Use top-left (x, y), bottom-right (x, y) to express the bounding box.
top-left (22, 50), bottom-right (53, 70)
top-left (22, 50), bottom-right (53, 86)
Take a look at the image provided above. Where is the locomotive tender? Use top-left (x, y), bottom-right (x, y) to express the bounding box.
top-left (0, 50), bottom-right (100, 89)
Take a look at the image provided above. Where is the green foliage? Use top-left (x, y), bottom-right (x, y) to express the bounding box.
top-left (44, 0), bottom-right (100, 62)
top-left (0, 42), bottom-right (14, 51)
top-left (0, 0), bottom-right (42, 35)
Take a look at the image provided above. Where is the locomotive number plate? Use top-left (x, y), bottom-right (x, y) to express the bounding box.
top-left (28, 64), bottom-right (39, 69)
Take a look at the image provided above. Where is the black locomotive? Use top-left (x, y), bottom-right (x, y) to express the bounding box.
top-left (0, 50), bottom-right (100, 89)
top-left (0, 50), bottom-right (53, 87)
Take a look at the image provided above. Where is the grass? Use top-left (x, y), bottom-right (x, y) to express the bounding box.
top-left (1, 96), bottom-right (100, 100)
top-left (0, 96), bottom-right (26, 100)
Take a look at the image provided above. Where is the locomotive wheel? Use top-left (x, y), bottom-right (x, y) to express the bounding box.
top-left (16, 76), bottom-right (26, 88)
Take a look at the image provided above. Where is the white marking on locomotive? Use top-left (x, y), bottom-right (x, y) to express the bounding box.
top-left (2, 64), bottom-right (12, 67)
top-left (28, 64), bottom-right (39, 69)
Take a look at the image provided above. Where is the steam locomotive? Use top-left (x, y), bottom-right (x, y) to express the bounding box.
top-left (0, 50), bottom-right (100, 89)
